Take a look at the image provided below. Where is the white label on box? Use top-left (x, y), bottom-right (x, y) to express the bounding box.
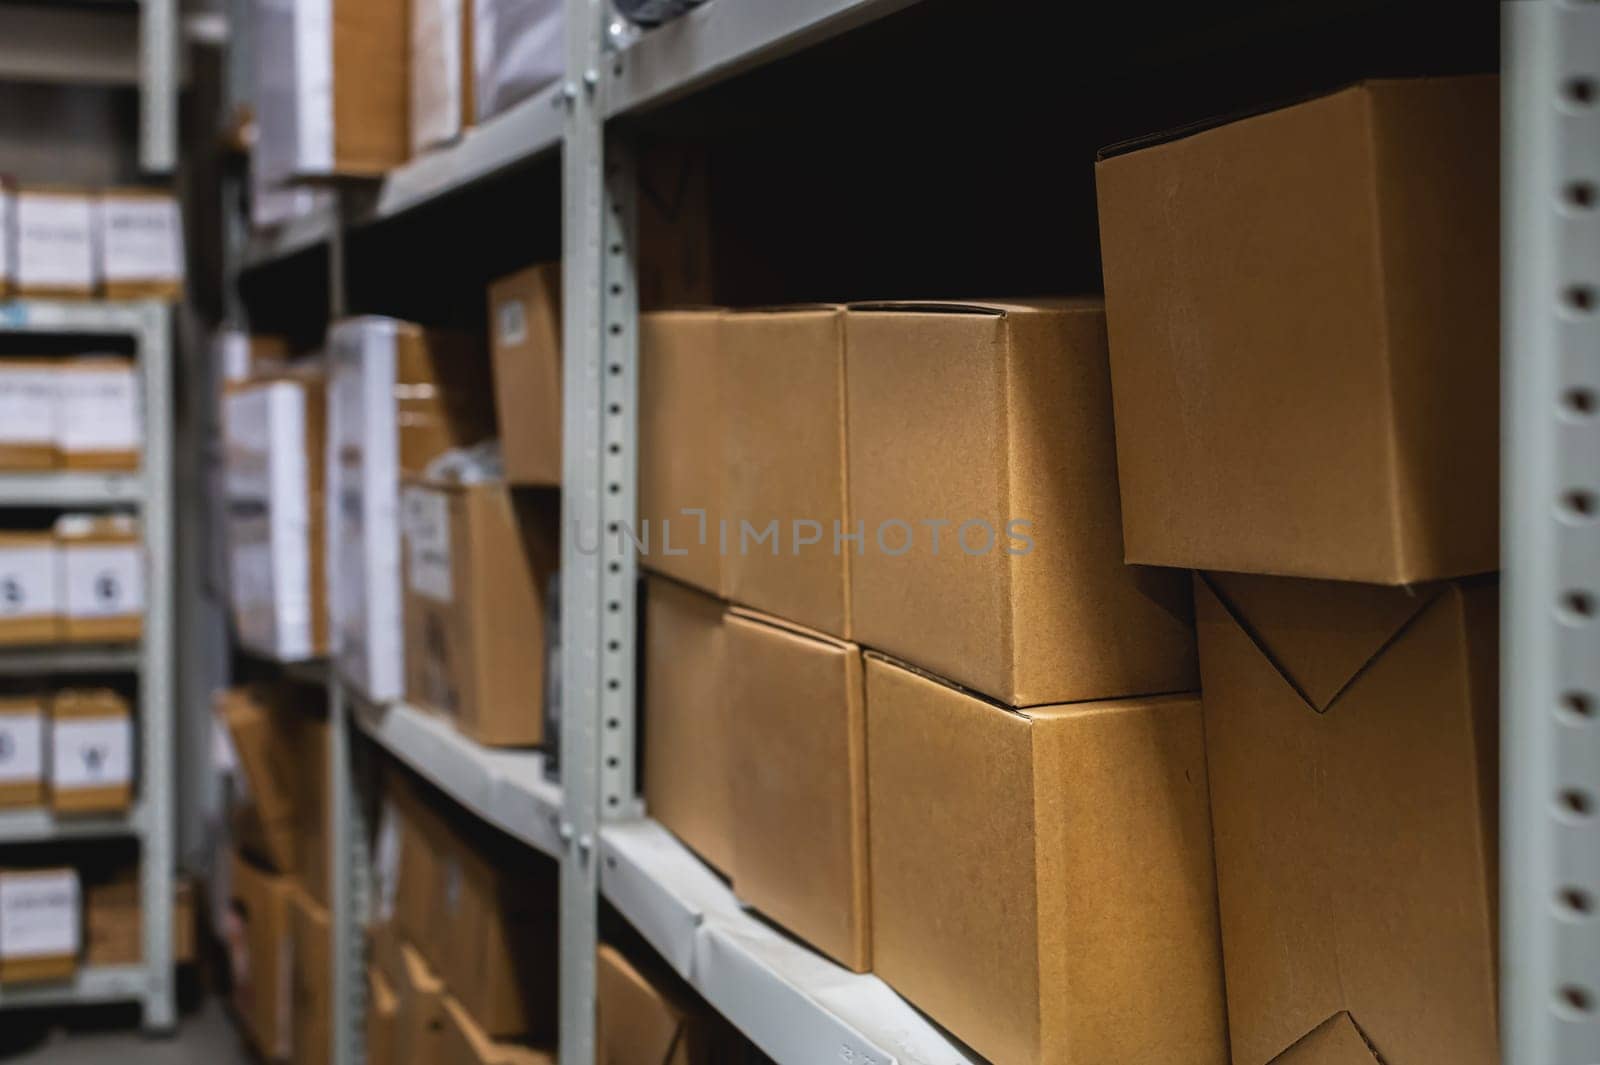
top-left (0, 190), bottom-right (12, 285)
top-left (0, 871), bottom-right (80, 960)
top-left (497, 297), bottom-right (527, 346)
top-left (403, 487), bottom-right (452, 601)
top-left (53, 717), bottom-right (132, 790)
top-left (373, 800), bottom-right (402, 923)
top-left (58, 365), bottom-right (140, 455)
top-left (0, 366), bottom-right (57, 448)
top-left (0, 545), bottom-right (59, 619)
top-left (64, 544), bottom-right (144, 618)
top-left (0, 712), bottom-right (43, 785)
top-left (99, 196), bottom-right (184, 285)
top-left (16, 195), bottom-right (95, 291)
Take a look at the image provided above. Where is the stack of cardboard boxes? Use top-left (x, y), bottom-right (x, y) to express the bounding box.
top-left (640, 74), bottom-right (1497, 1065)
top-left (0, 183), bottom-right (184, 301)
top-left (0, 687), bottom-right (136, 815)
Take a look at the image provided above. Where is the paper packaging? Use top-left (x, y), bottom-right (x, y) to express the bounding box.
top-left (217, 684), bottom-right (312, 875)
top-left (1196, 573), bottom-right (1498, 1065)
top-left (56, 514), bottom-right (143, 643)
top-left (392, 777), bottom-right (456, 974)
top-left (725, 607), bottom-right (868, 971)
top-left (84, 870), bottom-right (197, 965)
top-left (14, 187), bottom-right (96, 299)
top-left (471, 0), bottom-right (562, 124)
top-left (866, 656), bottom-right (1226, 1065)
top-left (723, 307), bottom-right (851, 638)
top-left (487, 265), bottom-right (561, 486)
top-left (224, 372), bottom-right (329, 661)
top-left (845, 299), bottom-right (1197, 707)
top-left (401, 477), bottom-right (558, 747)
top-left (638, 311), bottom-right (725, 596)
top-left (57, 357), bottom-right (141, 471)
top-left (326, 318), bottom-right (493, 703)
top-left (413, 0), bottom-right (474, 154)
top-left (0, 868), bottom-right (80, 984)
top-left (228, 850), bottom-right (294, 1060)
top-left (642, 575), bottom-right (732, 874)
top-left (0, 360), bottom-right (58, 469)
top-left (0, 532), bottom-right (61, 645)
top-left (97, 188), bottom-right (184, 301)
top-left (291, 886), bottom-right (333, 1065)
top-left (0, 696), bottom-right (45, 808)
top-left (368, 966), bottom-right (401, 1065)
top-left (1096, 76), bottom-right (1498, 584)
top-left (597, 944), bottom-right (733, 1065)
top-left (293, 712), bottom-right (331, 908)
top-left (441, 996), bottom-right (554, 1065)
top-left (386, 936), bottom-right (449, 1065)
top-left (50, 689), bottom-right (134, 814)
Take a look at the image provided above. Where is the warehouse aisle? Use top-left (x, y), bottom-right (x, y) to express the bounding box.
top-left (0, 1000), bottom-right (251, 1065)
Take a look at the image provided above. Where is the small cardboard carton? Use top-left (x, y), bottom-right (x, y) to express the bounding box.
top-left (0, 359), bottom-right (59, 469)
top-left (845, 299), bottom-right (1197, 707)
top-left (722, 307), bottom-right (851, 638)
top-left (97, 188), bottom-right (184, 301)
top-left (57, 357), bottom-right (140, 471)
top-left (638, 310), bottom-right (726, 597)
top-left (400, 477), bottom-right (557, 747)
top-left (1096, 76), bottom-right (1498, 583)
top-left (487, 265), bottom-right (561, 487)
top-left (0, 867), bottom-right (80, 985)
top-left (83, 869), bottom-right (197, 965)
top-left (1195, 573), bottom-right (1498, 1065)
top-left (50, 688), bottom-right (134, 814)
top-left (412, 0), bottom-right (474, 154)
top-left (597, 943), bottom-right (733, 1065)
top-left (291, 885), bottom-right (333, 1065)
top-left (865, 655), bottom-right (1227, 1065)
top-left (0, 695), bottom-right (45, 808)
top-left (0, 532), bottom-right (60, 645)
top-left (391, 937), bottom-right (448, 1065)
top-left (393, 779), bottom-right (456, 977)
top-left (218, 684), bottom-right (309, 875)
top-left (725, 607), bottom-right (868, 972)
top-left (441, 996), bottom-right (554, 1065)
top-left (14, 187), bottom-right (96, 300)
top-left (228, 850), bottom-right (294, 1060)
top-left (56, 514), bottom-right (143, 643)
top-left (642, 575), bottom-right (733, 875)
top-left (368, 964), bottom-right (401, 1065)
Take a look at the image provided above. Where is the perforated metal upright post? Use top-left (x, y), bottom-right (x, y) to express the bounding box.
top-left (138, 0), bottom-right (177, 172)
top-left (1503, 3), bottom-right (1600, 1062)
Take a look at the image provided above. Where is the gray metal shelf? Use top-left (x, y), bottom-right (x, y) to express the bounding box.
top-left (0, 807), bottom-right (141, 844)
top-left (0, 472), bottom-right (142, 508)
top-left (0, 645), bottom-right (141, 676)
top-left (0, 964), bottom-right (149, 1011)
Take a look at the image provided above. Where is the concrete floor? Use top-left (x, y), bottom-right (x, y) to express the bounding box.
top-left (0, 997), bottom-right (254, 1064)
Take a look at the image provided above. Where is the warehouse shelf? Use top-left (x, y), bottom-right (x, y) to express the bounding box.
top-left (606, 0), bottom-right (921, 117)
top-left (0, 964), bottom-right (148, 1011)
top-left (600, 820), bottom-right (978, 1065)
top-left (0, 471), bottom-right (142, 508)
top-left (0, 644), bottom-right (141, 676)
top-left (352, 698), bottom-right (562, 859)
top-left (0, 806), bottom-right (140, 844)
top-left (0, 299), bottom-right (164, 336)
top-left (240, 203), bottom-right (336, 273)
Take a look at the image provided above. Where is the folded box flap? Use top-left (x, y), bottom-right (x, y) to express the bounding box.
top-left (597, 944), bottom-right (689, 1065)
top-left (1203, 572), bottom-right (1437, 712)
top-left (1271, 1012), bottom-right (1386, 1065)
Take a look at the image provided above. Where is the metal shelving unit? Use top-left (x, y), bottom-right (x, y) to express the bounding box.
top-left (0, 299), bottom-right (175, 1032)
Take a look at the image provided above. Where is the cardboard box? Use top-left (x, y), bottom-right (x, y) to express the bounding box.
top-left (597, 943), bottom-right (731, 1065)
top-left (326, 318), bottom-right (494, 703)
top-left (487, 265), bottom-right (561, 487)
top-left (725, 607), bottom-right (867, 971)
top-left (83, 870), bottom-right (197, 966)
top-left (56, 514), bottom-right (143, 643)
top-left (441, 996), bottom-right (553, 1065)
top-left (218, 684), bottom-right (310, 875)
top-left (0, 696), bottom-right (45, 808)
top-left (388, 936), bottom-right (449, 1065)
top-left (412, 0), bottom-right (474, 154)
top-left (50, 689), bottom-right (134, 814)
top-left (56, 357), bottom-right (140, 471)
top-left (638, 311), bottom-right (725, 596)
top-left (0, 532), bottom-right (60, 645)
top-left (401, 478), bottom-right (557, 747)
top-left (642, 575), bottom-right (732, 874)
top-left (1096, 76), bottom-right (1498, 584)
top-left (0, 360), bottom-right (58, 469)
top-left (1195, 573), bottom-right (1498, 1065)
top-left (723, 307), bottom-right (850, 638)
top-left (471, 0), bottom-right (562, 124)
top-left (293, 713), bottom-right (331, 908)
top-left (845, 299), bottom-right (1197, 707)
top-left (291, 886), bottom-right (332, 1065)
top-left (15, 187), bottom-right (96, 299)
top-left (228, 851), bottom-right (294, 1060)
top-left (224, 372), bottom-right (329, 661)
top-left (865, 655), bottom-right (1226, 1065)
top-left (97, 188), bottom-right (184, 301)
top-left (392, 780), bottom-right (456, 976)
top-left (368, 965), bottom-right (401, 1065)
top-left (0, 867), bottom-right (79, 984)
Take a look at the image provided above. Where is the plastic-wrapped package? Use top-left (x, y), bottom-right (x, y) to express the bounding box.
top-left (472, 0), bottom-right (563, 124)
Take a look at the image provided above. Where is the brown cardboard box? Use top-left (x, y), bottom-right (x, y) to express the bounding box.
top-left (410, 0), bottom-right (474, 154)
top-left (368, 965), bottom-right (401, 1065)
top-left (394, 781), bottom-right (456, 976)
top-left (1096, 76), bottom-right (1498, 584)
top-left (845, 299), bottom-right (1197, 707)
top-left (56, 514), bottom-right (142, 643)
top-left (487, 265), bottom-right (561, 487)
top-left (291, 886), bottom-right (332, 1065)
top-left (0, 867), bottom-right (80, 984)
top-left (0, 695), bottom-right (45, 807)
top-left (97, 187), bottom-right (184, 301)
top-left (0, 359), bottom-right (59, 469)
top-left (14, 187), bottom-right (96, 300)
top-left (723, 307), bottom-right (851, 638)
top-left (83, 870), bottom-right (197, 965)
top-left (293, 714), bottom-right (331, 908)
top-left (228, 851), bottom-right (293, 1060)
top-left (401, 478), bottom-right (557, 747)
top-left (49, 689), bottom-right (134, 814)
top-left (391, 938), bottom-right (448, 1065)
top-left (218, 684), bottom-right (306, 875)
top-left (642, 575), bottom-right (733, 874)
top-left (597, 943), bottom-right (732, 1065)
top-left (867, 656), bottom-right (1225, 1065)
top-left (725, 608), bottom-right (868, 971)
top-left (441, 997), bottom-right (553, 1065)
top-left (1195, 573), bottom-right (1498, 1065)
top-left (639, 310), bottom-right (725, 596)
top-left (0, 532), bottom-right (60, 645)
top-left (56, 358), bottom-right (140, 471)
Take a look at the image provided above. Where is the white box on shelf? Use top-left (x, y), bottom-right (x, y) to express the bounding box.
top-left (14, 189), bottom-right (97, 299)
top-left (472, 0), bottom-right (562, 123)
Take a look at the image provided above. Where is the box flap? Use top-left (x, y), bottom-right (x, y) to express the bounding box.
top-left (1202, 573), bottom-right (1436, 712)
top-left (847, 297), bottom-right (1100, 317)
top-left (1270, 1013), bottom-right (1385, 1065)
top-left (597, 944), bottom-right (688, 1065)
